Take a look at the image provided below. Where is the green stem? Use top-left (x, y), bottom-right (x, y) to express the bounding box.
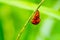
top-left (16, 0), bottom-right (44, 40)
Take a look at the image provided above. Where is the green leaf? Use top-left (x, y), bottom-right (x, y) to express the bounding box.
top-left (0, 0), bottom-right (60, 40)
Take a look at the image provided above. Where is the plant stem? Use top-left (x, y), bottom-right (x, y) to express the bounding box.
top-left (16, 0), bottom-right (44, 40)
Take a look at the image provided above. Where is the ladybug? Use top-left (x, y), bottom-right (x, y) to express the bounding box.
top-left (31, 10), bottom-right (40, 25)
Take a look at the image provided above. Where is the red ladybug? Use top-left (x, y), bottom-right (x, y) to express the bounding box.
top-left (31, 10), bottom-right (40, 25)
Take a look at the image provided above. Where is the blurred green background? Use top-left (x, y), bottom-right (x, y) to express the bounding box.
top-left (0, 0), bottom-right (60, 40)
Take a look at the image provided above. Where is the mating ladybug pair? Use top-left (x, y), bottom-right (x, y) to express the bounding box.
top-left (31, 10), bottom-right (40, 25)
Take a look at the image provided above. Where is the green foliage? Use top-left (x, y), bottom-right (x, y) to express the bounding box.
top-left (0, 0), bottom-right (60, 40)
